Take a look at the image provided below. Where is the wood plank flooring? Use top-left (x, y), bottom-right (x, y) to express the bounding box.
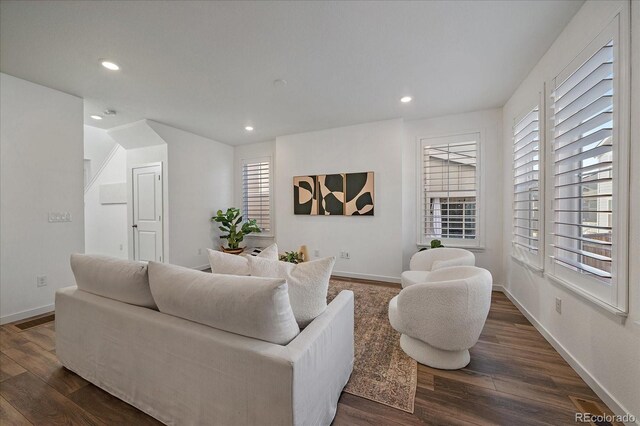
top-left (0, 288), bottom-right (618, 425)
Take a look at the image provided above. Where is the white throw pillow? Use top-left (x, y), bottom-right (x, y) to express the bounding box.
top-left (70, 253), bottom-right (157, 309)
top-left (248, 256), bottom-right (335, 327)
top-left (255, 243), bottom-right (279, 260)
top-left (148, 261), bottom-right (300, 345)
top-left (207, 243), bottom-right (278, 275)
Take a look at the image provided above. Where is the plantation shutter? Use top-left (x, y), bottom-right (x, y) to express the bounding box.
top-left (421, 136), bottom-right (478, 242)
top-left (242, 159), bottom-right (271, 233)
top-left (512, 106), bottom-right (540, 253)
top-left (550, 40), bottom-right (613, 283)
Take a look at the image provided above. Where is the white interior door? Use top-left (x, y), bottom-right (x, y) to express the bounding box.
top-left (132, 164), bottom-right (163, 262)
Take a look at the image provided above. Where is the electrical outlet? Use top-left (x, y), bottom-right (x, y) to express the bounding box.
top-left (340, 251), bottom-right (350, 259)
top-left (314, 249), bottom-right (320, 257)
top-left (198, 248), bottom-right (202, 255)
top-left (555, 298), bottom-right (562, 314)
top-left (119, 244), bottom-right (124, 251)
top-left (48, 211), bottom-right (72, 222)
top-left (36, 275), bottom-right (47, 288)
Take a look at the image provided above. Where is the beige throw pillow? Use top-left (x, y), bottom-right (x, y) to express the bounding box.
top-left (70, 253), bottom-right (157, 309)
top-left (248, 256), bottom-right (336, 327)
top-left (148, 261), bottom-right (300, 345)
top-left (207, 243), bottom-right (278, 275)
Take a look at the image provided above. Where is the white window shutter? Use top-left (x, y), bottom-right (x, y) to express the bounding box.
top-left (513, 106), bottom-right (541, 255)
top-left (242, 159), bottom-right (271, 233)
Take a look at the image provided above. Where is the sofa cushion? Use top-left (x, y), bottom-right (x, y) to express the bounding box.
top-left (248, 256), bottom-right (335, 327)
top-left (70, 253), bottom-right (157, 309)
top-left (207, 243), bottom-right (279, 275)
top-left (148, 261), bottom-right (300, 345)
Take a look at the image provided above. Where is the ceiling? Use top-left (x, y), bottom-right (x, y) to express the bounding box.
top-left (0, 0), bottom-right (583, 145)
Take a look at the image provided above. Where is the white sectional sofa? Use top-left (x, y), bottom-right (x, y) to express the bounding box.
top-left (56, 255), bottom-right (354, 426)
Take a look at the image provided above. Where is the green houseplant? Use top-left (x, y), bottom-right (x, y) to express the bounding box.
top-left (430, 239), bottom-right (445, 249)
top-left (211, 208), bottom-right (261, 254)
top-left (279, 251), bottom-right (304, 264)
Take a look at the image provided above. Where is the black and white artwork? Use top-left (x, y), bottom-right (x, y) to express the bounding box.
top-left (293, 175), bottom-right (318, 215)
top-left (345, 172), bottom-right (374, 216)
top-left (317, 174), bottom-right (345, 215)
top-left (293, 171), bottom-right (374, 216)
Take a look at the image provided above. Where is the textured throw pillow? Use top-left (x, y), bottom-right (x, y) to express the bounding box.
top-left (148, 261), bottom-right (300, 345)
top-left (70, 253), bottom-right (157, 309)
top-left (207, 243), bottom-right (278, 275)
top-left (248, 256), bottom-right (336, 327)
top-left (255, 243), bottom-right (278, 260)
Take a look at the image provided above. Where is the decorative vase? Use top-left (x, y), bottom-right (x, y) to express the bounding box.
top-left (221, 246), bottom-right (244, 255)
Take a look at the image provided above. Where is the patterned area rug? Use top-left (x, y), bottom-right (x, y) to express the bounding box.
top-left (327, 278), bottom-right (417, 413)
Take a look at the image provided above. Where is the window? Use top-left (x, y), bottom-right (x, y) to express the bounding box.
top-left (419, 133), bottom-right (480, 247)
top-left (242, 158), bottom-right (271, 234)
top-left (512, 105), bottom-right (542, 267)
top-left (547, 15), bottom-right (629, 313)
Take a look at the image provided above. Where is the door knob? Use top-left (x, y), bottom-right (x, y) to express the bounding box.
top-left (132, 224), bottom-right (138, 228)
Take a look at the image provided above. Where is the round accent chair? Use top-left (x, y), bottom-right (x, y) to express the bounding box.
top-left (389, 266), bottom-right (492, 370)
top-left (401, 248), bottom-right (475, 288)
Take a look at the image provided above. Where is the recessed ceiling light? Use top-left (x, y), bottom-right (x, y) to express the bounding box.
top-left (400, 96), bottom-right (413, 103)
top-left (245, 126), bottom-right (254, 132)
top-left (90, 115), bottom-right (103, 120)
top-left (100, 60), bottom-right (120, 71)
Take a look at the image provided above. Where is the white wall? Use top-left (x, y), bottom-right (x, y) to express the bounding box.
top-left (275, 119), bottom-right (404, 282)
top-left (148, 121), bottom-right (234, 269)
top-left (501, 0), bottom-right (639, 419)
top-left (234, 140), bottom-right (276, 248)
top-left (84, 144), bottom-right (128, 258)
top-left (402, 109), bottom-right (504, 284)
top-left (83, 125), bottom-right (117, 185)
top-left (0, 73), bottom-right (84, 323)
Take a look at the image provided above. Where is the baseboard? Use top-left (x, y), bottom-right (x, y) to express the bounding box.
top-left (332, 270), bottom-right (400, 284)
top-left (492, 284), bottom-right (505, 292)
top-left (500, 287), bottom-right (637, 425)
top-left (0, 304), bottom-right (55, 325)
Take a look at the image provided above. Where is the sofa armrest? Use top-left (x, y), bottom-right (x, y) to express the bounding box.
top-left (286, 290), bottom-right (355, 426)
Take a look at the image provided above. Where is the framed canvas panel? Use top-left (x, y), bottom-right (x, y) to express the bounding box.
top-left (317, 174), bottom-right (345, 215)
top-left (293, 175), bottom-right (318, 215)
top-left (345, 172), bottom-right (374, 216)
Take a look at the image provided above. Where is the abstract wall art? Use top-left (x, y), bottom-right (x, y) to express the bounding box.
top-left (293, 175), bottom-right (318, 215)
top-left (317, 174), bottom-right (345, 215)
top-left (293, 171), bottom-right (374, 216)
top-left (345, 172), bottom-right (374, 216)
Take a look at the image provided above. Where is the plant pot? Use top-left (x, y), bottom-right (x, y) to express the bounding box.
top-left (221, 246), bottom-right (244, 255)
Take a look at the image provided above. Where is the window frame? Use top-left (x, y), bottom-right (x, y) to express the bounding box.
top-left (417, 132), bottom-right (484, 249)
top-left (544, 13), bottom-right (630, 315)
top-left (241, 156), bottom-right (274, 238)
top-left (511, 95), bottom-right (545, 272)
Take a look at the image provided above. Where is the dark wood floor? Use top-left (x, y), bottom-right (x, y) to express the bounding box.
top-left (0, 288), bottom-right (618, 425)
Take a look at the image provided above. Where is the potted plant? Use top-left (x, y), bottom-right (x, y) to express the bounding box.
top-left (211, 208), bottom-right (261, 254)
top-left (430, 239), bottom-right (445, 248)
top-left (279, 251), bottom-right (304, 264)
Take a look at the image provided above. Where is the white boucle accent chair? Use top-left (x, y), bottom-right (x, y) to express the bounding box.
top-left (389, 266), bottom-right (492, 370)
top-left (401, 248), bottom-right (476, 288)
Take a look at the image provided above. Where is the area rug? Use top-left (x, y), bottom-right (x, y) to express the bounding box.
top-left (327, 278), bottom-right (417, 413)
